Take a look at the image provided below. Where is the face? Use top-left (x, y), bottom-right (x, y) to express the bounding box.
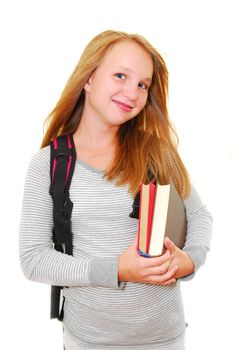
top-left (84, 40), bottom-right (153, 127)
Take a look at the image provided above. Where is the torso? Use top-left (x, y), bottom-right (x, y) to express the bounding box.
top-left (75, 147), bottom-right (116, 171)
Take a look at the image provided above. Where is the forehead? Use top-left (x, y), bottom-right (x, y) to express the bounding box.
top-left (101, 40), bottom-right (153, 76)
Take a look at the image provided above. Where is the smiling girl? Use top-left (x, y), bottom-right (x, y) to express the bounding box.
top-left (19, 30), bottom-right (212, 350)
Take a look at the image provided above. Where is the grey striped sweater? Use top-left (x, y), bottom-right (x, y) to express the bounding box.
top-left (19, 146), bottom-right (212, 349)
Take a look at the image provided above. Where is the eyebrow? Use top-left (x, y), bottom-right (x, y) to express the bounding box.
top-left (115, 66), bottom-right (152, 83)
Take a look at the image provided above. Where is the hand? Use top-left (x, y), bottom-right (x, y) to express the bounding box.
top-left (164, 237), bottom-right (195, 279)
top-left (118, 234), bottom-right (179, 286)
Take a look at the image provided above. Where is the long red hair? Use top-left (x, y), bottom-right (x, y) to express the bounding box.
top-left (41, 30), bottom-right (190, 198)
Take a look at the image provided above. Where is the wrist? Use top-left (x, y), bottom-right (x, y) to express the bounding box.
top-left (174, 250), bottom-right (195, 279)
top-left (180, 251), bottom-right (195, 278)
top-left (185, 251), bottom-right (195, 273)
top-left (118, 255), bottom-right (124, 282)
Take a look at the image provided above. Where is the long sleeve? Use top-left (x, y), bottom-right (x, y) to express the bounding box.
top-left (19, 147), bottom-right (120, 288)
top-left (181, 184), bottom-right (213, 280)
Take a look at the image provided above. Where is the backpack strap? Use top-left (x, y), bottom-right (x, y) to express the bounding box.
top-left (50, 134), bottom-right (76, 254)
top-left (129, 168), bottom-right (155, 219)
top-left (49, 134), bottom-right (76, 321)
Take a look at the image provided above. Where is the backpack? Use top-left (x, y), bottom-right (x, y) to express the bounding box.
top-left (49, 133), bottom-right (141, 321)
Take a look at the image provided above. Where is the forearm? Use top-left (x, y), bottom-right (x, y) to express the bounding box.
top-left (180, 184), bottom-right (213, 279)
top-left (20, 244), bottom-right (120, 288)
top-left (19, 245), bottom-right (90, 286)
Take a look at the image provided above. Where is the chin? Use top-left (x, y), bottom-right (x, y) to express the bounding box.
top-left (116, 110), bottom-right (137, 123)
top-left (103, 114), bottom-right (128, 126)
top-left (112, 116), bottom-right (134, 126)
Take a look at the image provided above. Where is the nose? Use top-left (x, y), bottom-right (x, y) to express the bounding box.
top-left (122, 81), bottom-right (139, 101)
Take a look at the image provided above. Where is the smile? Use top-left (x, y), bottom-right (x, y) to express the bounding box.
top-left (112, 99), bottom-right (133, 112)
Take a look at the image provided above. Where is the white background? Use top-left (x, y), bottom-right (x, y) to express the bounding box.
top-left (0, 0), bottom-right (233, 349)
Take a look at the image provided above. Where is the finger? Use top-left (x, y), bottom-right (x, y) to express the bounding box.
top-left (147, 265), bottom-right (178, 284)
top-left (147, 259), bottom-right (171, 276)
top-left (160, 278), bottom-right (177, 286)
top-left (131, 234), bottom-right (138, 247)
top-left (144, 250), bottom-right (171, 268)
top-left (164, 237), bottom-right (176, 255)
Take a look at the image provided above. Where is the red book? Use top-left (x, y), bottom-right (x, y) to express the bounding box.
top-left (137, 182), bottom-right (156, 255)
top-left (137, 182), bottom-right (186, 257)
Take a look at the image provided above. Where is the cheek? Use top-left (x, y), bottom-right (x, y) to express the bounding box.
top-left (138, 94), bottom-right (148, 110)
top-left (97, 79), bottom-right (115, 99)
top-left (90, 83), bottom-right (106, 101)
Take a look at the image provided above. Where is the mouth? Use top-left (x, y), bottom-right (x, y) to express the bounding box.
top-left (112, 99), bottom-right (134, 112)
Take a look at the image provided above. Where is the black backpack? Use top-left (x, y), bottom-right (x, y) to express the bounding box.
top-left (49, 134), bottom-right (141, 321)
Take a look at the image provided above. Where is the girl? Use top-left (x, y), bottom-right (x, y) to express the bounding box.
top-left (19, 30), bottom-right (212, 350)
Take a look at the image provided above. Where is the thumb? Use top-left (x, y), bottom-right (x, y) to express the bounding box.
top-left (132, 233), bottom-right (138, 248)
top-left (127, 234), bottom-right (138, 252)
top-left (164, 237), bottom-right (176, 255)
top-left (124, 234), bottom-right (139, 256)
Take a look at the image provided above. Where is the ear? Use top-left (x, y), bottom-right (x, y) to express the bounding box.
top-left (84, 73), bottom-right (94, 92)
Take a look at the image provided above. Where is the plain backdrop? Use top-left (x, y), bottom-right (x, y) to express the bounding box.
top-left (0, 0), bottom-right (233, 349)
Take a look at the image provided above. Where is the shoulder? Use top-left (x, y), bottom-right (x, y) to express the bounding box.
top-left (184, 183), bottom-right (204, 211)
top-left (184, 183), bottom-right (213, 220)
top-left (27, 145), bottom-right (50, 176)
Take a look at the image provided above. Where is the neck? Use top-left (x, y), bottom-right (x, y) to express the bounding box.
top-left (73, 113), bottom-right (119, 151)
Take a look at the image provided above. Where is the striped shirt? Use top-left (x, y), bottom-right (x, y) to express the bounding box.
top-left (19, 146), bottom-right (212, 349)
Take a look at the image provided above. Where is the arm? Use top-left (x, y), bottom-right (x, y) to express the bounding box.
top-left (19, 147), bottom-right (120, 289)
top-left (118, 184), bottom-right (213, 285)
top-left (164, 184), bottom-right (213, 280)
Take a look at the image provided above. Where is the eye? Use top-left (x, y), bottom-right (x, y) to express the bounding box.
top-left (114, 73), bottom-right (126, 79)
top-left (138, 82), bottom-right (148, 90)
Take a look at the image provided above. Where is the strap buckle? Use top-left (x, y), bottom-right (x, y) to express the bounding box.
top-left (54, 148), bottom-right (73, 160)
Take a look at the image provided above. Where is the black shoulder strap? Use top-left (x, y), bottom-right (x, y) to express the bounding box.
top-left (50, 134), bottom-right (76, 254)
top-left (49, 134), bottom-right (76, 320)
top-left (129, 168), bottom-right (155, 219)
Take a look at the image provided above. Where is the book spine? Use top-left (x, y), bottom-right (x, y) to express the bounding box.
top-left (137, 183), bottom-right (143, 251)
top-left (146, 183), bottom-right (156, 253)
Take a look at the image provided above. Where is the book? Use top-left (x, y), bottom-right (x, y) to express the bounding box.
top-left (137, 182), bottom-right (186, 257)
